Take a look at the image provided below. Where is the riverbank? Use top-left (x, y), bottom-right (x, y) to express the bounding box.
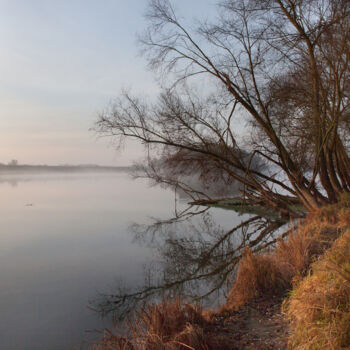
top-left (92, 196), bottom-right (350, 349)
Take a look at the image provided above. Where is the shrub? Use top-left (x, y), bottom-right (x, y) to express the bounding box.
top-left (92, 299), bottom-right (231, 350)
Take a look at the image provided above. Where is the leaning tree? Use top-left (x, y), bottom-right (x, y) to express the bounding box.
top-left (96, 0), bottom-right (350, 217)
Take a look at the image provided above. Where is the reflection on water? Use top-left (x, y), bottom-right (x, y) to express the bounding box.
top-left (95, 202), bottom-right (288, 320)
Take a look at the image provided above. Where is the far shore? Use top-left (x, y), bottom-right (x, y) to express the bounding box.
top-left (0, 164), bottom-right (131, 173)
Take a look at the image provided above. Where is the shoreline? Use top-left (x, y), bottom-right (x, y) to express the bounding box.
top-left (92, 199), bottom-right (350, 349)
top-left (0, 164), bottom-right (131, 173)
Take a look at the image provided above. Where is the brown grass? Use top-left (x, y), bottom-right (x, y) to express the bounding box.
top-left (91, 299), bottom-right (231, 350)
top-left (224, 248), bottom-right (288, 308)
top-left (225, 204), bottom-right (350, 310)
top-left (93, 196), bottom-right (350, 349)
top-left (283, 229), bottom-right (350, 349)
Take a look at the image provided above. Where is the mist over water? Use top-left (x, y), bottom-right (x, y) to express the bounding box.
top-left (0, 170), bottom-right (245, 350)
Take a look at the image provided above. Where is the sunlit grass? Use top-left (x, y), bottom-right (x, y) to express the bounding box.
top-left (284, 229), bottom-right (350, 349)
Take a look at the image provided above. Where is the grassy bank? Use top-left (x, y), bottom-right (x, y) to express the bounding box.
top-left (92, 198), bottom-right (350, 350)
top-left (284, 228), bottom-right (350, 349)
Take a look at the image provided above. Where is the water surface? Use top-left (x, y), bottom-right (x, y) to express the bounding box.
top-left (0, 170), bottom-right (266, 350)
top-left (0, 171), bottom-right (175, 350)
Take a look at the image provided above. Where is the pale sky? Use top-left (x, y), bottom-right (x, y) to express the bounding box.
top-left (0, 0), bottom-right (214, 166)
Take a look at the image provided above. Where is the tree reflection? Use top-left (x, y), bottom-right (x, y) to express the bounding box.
top-left (93, 205), bottom-right (288, 320)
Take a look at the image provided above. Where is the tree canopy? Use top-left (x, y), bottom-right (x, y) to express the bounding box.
top-left (96, 0), bottom-right (350, 217)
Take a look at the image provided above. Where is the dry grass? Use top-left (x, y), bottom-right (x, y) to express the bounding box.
top-left (91, 299), bottom-right (231, 350)
top-left (93, 197), bottom-right (350, 349)
top-left (225, 248), bottom-right (288, 308)
top-left (225, 203), bottom-right (350, 310)
top-left (283, 229), bottom-right (350, 349)
top-left (92, 331), bottom-right (134, 350)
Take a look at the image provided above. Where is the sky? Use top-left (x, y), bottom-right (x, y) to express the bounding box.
top-left (0, 0), bottom-right (215, 166)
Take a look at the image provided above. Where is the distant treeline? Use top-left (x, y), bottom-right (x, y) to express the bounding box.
top-left (0, 164), bottom-right (131, 173)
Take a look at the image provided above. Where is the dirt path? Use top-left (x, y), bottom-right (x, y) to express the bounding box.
top-left (209, 296), bottom-right (290, 349)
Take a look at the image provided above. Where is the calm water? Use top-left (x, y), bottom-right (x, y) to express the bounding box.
top-left (0, 171), bottom-right (243, 350)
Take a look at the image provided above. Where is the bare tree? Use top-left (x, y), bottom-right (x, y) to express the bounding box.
top-left (96, 0), bottom-right (350, 216)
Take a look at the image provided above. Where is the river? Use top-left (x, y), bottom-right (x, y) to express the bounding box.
top-left (0, 170), bottom-right (255, 350)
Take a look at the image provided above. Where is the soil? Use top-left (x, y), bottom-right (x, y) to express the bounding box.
top-left (208, 296), bottom-right (290, 349)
